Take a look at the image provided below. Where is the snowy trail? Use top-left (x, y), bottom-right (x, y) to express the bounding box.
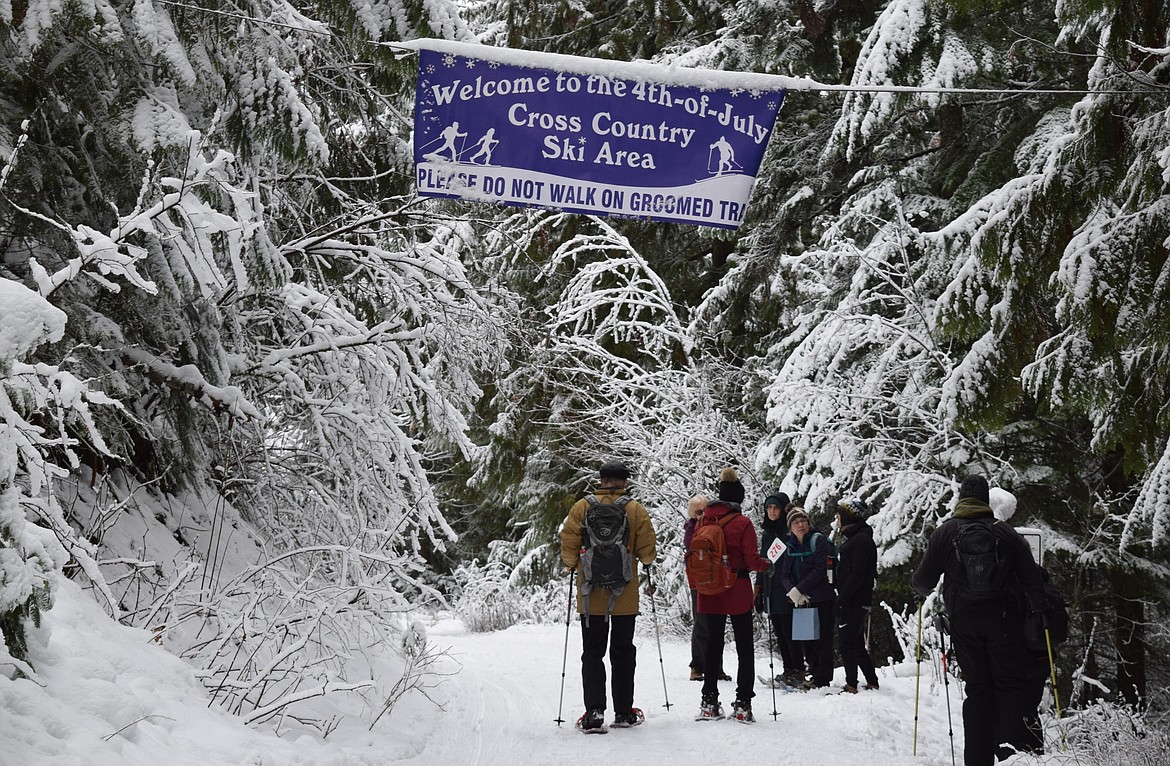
top-left (411, 619), bottom-right (960, 766)
top-left (4, 581), bottom-right (1058, 766)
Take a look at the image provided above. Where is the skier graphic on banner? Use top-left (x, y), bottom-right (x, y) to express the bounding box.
top-left (709, 136), bottom-right (737, 176)
top-left (468, 128), bottom-right (499, 165)
top-left (426, 121), bottom-right (467, 162)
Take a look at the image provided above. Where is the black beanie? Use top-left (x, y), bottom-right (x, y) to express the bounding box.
top-left (599, 461), bottom-right (630, 480)
top-left (717, 467), bottom-right (746, 504)
top-left (837, 498), bottom-right (869, 524)
top-left (764, 492), bottom-right (790, 511)
top-left (959, 474), bottom-right (990, 504)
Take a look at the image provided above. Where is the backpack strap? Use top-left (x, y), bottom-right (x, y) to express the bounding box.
top-left (580, 494), bottom-right (633, 625)
top-left (701, 510), bottom-right (739, 528)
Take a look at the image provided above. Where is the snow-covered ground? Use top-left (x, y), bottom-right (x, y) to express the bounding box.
top-left (2, 575), bottom-right (1070, 766)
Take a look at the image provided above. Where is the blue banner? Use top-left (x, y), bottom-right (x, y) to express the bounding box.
top-left (414, 48), bottom-right (785, 229)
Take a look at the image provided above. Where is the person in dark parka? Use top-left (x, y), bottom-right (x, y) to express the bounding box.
top-left (755, 492), bottom-right (806, 686)
top-left (834, 497), bottom-right (880, 693)
top-left (695, 467), bottom-right (770, 722)
top-left (912, 474), bottom-right (1047, 766)
top-left (779, 506), bottom-right (836, 689)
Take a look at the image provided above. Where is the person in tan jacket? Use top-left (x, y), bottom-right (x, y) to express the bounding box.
top-left (561, 460), bottom-right (657, 732)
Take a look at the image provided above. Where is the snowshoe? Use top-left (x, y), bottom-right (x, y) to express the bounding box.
top-left (731, 700), bottom-right (755, 724)
top-left (610, 708), bottom-right (645, 728)
top-left (576, 709), bottom-right (608, 734)
top-left (758, 674), bottom-right (795, 692)
top-left (695, 699), bottom-right (724, 721)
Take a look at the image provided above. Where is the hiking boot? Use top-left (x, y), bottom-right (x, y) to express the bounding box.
top-left (611, 708), bottom-right (645, 728)
top-left (696, 696), bottom-right (724, 721)
top-left (864, 679), bottom-right (880, 690)
top-left (731, 700), bottom-right (755, 723)
top-left (689, 668), bottom-right (704, 681)
top-left (842, 683), bottom-right (859, 694)
top-left (576, 709), bottom-right (606, 732)
top-left (717, 672), bottom-right (733, 681)
top-left (782, 670), bottom-right (806, 687)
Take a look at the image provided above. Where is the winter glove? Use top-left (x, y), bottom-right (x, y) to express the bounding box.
top-left (787, 587), bottom-right (806, 607)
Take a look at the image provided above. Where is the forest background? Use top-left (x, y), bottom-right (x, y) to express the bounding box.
top-left (1, 0), bottom-right (1168, 741)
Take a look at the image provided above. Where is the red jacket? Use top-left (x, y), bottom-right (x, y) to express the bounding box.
top-left (696, 501), bottom-right (769, 615)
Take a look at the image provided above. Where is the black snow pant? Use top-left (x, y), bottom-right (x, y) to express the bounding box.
top-left (798, 598), bottom-right (836, 687)
top-left (768, 606), bottom-right (806, 676)
top-left (689, 589), bottom-right (708, 672)
top-left (950, 601), bottom-right (1047, 766)
top-left (837, 601), bottom-right (878, 687)
top-left (701, 610), bottom-right (755, 703)
top-left (580, 613), bottom-right (636, 715)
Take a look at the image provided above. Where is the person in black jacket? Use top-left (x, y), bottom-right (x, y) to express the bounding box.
top-left (754, 492), bottom-right (806, 687)
top-left (835, 498), bottom-right (880, 693)
top-left (912, 475), bottom-right (1047, 766)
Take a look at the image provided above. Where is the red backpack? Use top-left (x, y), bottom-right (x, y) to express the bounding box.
top-left (686, 512), bottom-right (739, 596)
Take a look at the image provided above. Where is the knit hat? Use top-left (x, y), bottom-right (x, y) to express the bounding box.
top-left (599, 461), bottom-right (630, 480)
top-left (786, 506), bottom-right (810, 528)
top-left (717, 467), bottom-right (746, 504)
top-left (837, 498), bottom-right (869, 524)
top-left (958, 474), bottom-right (990, 504)
top-left (764, 492), bottom-right (791, 512)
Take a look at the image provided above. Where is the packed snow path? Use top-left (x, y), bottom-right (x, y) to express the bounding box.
top-left (414, 620), bottom-right (961, 766)
top-left (4, 581), bottom-right (1064, 765)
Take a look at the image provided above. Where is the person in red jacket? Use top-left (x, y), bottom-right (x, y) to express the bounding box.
top-left (695, 467), bottom-right (771, 723)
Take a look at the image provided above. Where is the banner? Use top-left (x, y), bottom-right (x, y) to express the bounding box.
top-left (413, 48), bottom-right (785, 229)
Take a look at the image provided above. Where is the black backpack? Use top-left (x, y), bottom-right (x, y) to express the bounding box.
top-left (579, 495), bottom-right (633, 624)
top-left (952, 518), bottom-right (1005, 599)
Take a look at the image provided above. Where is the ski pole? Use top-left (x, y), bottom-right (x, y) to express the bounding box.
top-left (555, 568), bottom-right (574, 726)
top-left (937, 618), bottom-right (956, 766)
top-left (913, 601), bottom-right (923, 756)
top-left (766, 604), bottom-right (778, 720)
top-left (645, 566), bottom-right (672, 709)
top-left (865, 608), bottom-right (872, 652)
top-left (1044, 625), bottom-right (1066, 749)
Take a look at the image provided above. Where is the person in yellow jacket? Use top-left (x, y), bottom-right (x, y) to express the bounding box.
top-left (561, 460), bottom-right (657, 732)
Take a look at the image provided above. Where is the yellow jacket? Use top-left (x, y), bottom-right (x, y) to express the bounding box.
top-left (561, 488), bottom-right (657, 616)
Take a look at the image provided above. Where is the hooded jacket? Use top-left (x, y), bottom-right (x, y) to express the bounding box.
top-left (561, 487), bottom-right (657, 617)
top-left (695, 500), bottom-right (769, 616)
top-left (756, 512), bottom-right (791, 613)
